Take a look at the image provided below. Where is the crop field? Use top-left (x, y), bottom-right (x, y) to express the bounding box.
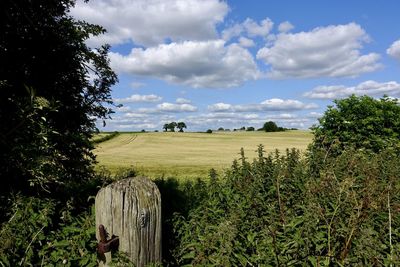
top-left (94, 131), bottom-right (312, 179)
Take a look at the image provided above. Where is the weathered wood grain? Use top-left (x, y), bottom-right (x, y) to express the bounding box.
top-left (95, 177), bottom-right (161, 266)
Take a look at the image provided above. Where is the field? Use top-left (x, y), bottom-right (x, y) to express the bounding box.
top-left (94, 130), bottom-right (312, 179)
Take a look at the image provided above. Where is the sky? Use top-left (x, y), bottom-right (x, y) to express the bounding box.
top-left (70, 0), bottom-right (400, 132)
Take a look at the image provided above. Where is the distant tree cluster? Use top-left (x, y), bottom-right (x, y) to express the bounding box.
top-left (163, 121), bottom-right (187, 132)
top-left (258, 121), bottom-right (292, 132)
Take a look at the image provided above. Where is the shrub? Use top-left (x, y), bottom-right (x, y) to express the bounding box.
top-left (172, 146), bottom-right (400, 265)
top-left (91, 131), bottom-right (119, 144)
top-left (311, 95), bottom-right (400, 154)
top-left (0, 195), bottom-right (97, 266)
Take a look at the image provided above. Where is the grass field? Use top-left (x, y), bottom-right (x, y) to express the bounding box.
top-left (94, 130), bottom-right (313, 179)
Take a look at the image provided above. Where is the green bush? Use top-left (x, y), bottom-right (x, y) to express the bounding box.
top-left (0, 196), bottom-right (97, 266)
top-left (312, 95), bottom-right (400, 154)
top-left (92, 131), bottom-right (120, 144)
top-left (172, 146), bottom-right (400, 266)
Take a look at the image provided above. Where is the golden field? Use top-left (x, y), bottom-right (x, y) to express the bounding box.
top-left (94, 131), bottom-right (312, 179)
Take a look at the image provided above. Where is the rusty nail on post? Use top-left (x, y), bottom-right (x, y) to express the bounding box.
top-left (97, 224), bottom-right (119, 259)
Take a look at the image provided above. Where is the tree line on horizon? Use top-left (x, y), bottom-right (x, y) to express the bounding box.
top-left (163, 121), bottom-right (187, 132)
top-left (212, 121), bottom-right (297, 133)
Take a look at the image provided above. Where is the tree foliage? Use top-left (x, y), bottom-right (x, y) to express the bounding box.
top-left (312, 95), bottom-right (400, 154)
top-left (0, 0), bottom-right (117, 193)
top-left (262, 121), bottom-right (286, 132)
top-left (176, 122), bottom-right (187, 132)
top-left (163, 121), bottom-right (187, 132)
top-left (168, 122), bottom-right (177, 132)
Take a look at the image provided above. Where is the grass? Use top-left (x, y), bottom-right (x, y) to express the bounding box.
top-left (91, 132), bottom-right (113, 142)
top-left (94, 130), bottom-right (313, 180)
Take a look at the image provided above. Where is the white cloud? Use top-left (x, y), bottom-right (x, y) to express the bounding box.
top-left (114, 94), bottom-right (162, 103)
top-left (387, 39), bottom-right (400, 60)
top-left (304, 80), bottom-right (400, 99)
top-left (110, 40), bottom-right (260, 88)
top-left (238, 37), bottom-right (255, 47)
top-left (71, 0), bottom-right (229, 47)
top-left (208, 98), bottom-right (318, 112)
top-left (124, 112), bottom-right (148, 118)
top-left (208, 102), bottom-right (232, 112)
top-left (176, 98), bottom-right (192, 104)
top-left (157, 102), bottom-right (198, 112)
top-left (222, 23), bottom-right (244, 41)
top-left (308, 112), bottom-right (323, 118)
top-left (222, 17), bottom-right (273, 41)
top-left (136, 102), bottom-right (198, 113)
top-left (243, 18), bottom-right (274, 37)
top-left (278, 21), bottom-right (294, 33)
top-left (258, 98), bottom-right (318, 110)
top-left (116, 106), bottom-right (131, 112)
top-left (257, 23), bottom-right (381, 78)
top-left (116, 123), bottom-right (158, 130)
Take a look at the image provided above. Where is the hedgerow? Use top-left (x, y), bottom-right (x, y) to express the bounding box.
top-left (172, 145), bottom-right (400, 266)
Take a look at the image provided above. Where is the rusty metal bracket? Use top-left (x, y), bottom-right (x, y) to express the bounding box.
top-left (97, 224), bottom-right (119, 260)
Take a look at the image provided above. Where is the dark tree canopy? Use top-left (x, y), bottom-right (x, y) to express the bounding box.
top-left (168, 122), bottom-right (177, 132)
top-left (0, 0), bottom-right (117, 193)
top-left (311, 95), bottom-right (400, 153)
top-left (177, 122), bottom-right (187, 132)
top-left (263, 121), bottom-right (279, 132)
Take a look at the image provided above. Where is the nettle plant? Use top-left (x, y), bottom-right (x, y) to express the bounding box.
top-left (172, 145), bottom-right (400, 266)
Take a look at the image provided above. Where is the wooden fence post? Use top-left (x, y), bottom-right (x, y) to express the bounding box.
top-left (95, 177), bottom-right (161, 266)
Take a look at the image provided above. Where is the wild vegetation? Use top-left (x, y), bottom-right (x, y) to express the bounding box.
top-left (168, 145), bottom-right (400, 266)
top-left (0, 0), bottom-right (117, 265)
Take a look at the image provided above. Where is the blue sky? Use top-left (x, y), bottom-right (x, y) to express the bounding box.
top-left (71, 0), bottom-right (400, 131)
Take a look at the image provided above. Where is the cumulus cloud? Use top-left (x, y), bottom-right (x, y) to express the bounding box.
top-left (208, 98), bottom-right (318, 112)
top-left (307, 112), bottom-right (323, 119)
top-left (114, 94), bottom-right (162, 103)
top-left (157, 102), bottom-right (198, 112)
top-left (109, 40), bottom-right (260, 88)
top-left (304, 80), bottom-right (400, 99)
top-left (243, 18), bottom-right (274, 37)
top-left (222, 17), bottom-right (274, 41)
top-left (278, 21), bottom-right (294, 33)
top-left (176, 98), bottom-right (192, 104)
top-left (387, 39), bottom-right (400, 60)
top-left (70, 0), bottom-right (229, 47)
top-left (221, 24), bottom-right (244, 41)
top-left (238, 37), bottom-right (255, 47)
top-left (208, 102), bottom-right (232, 112)
top-left (258, 98), bottom-right (318, 110)
top-left (136, 102), bottom-right (198, 114)
top-left (116, 106), bottom-right (131, 112)
top-left (257, 23), bottom-right (381, 78)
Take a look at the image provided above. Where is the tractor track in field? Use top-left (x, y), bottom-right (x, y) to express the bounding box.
top-left (121, 134), bottom-right (138, 145)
